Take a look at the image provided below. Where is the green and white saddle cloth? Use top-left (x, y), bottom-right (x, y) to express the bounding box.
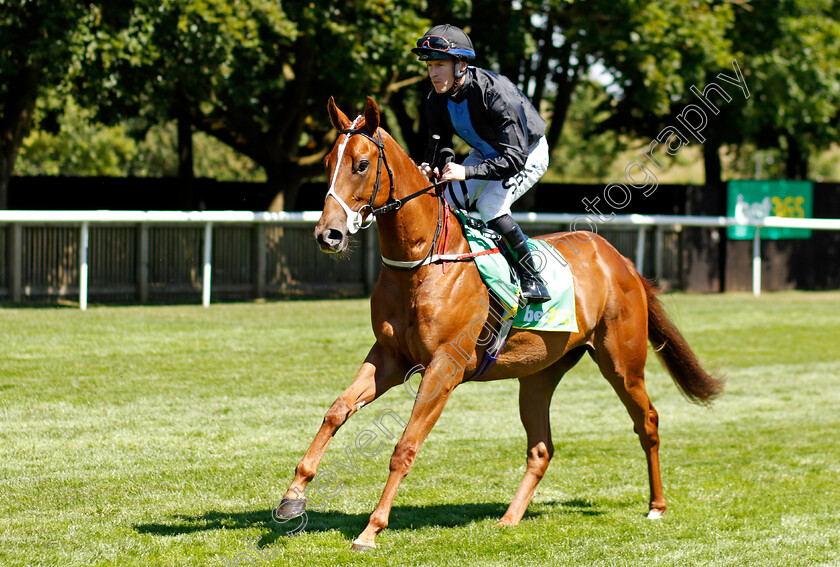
top-left (452, 209), bottom-right (578, 333)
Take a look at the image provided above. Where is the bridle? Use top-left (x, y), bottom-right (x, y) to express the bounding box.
top-left (324, 118), bottom-right (455, 270)
top-left (324, 116), bottom-right (396, 235)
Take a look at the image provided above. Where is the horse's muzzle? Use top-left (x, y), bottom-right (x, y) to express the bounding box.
top-left (314, 225), bottom-right (348, 253)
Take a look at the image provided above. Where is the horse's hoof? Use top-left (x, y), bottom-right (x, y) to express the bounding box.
top-left (647, 509), bottom-right (664, 520)
top-left (274, 497), bottom-right (307, 520)
top-left (351, 539), bottom-right (376, 551)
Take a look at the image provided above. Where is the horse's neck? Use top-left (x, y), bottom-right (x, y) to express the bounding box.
top-left (375, 135), bottom-right (454, 263)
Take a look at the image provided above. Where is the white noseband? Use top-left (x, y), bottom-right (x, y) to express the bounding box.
top-left (324, 116), bottom-right (370, 235)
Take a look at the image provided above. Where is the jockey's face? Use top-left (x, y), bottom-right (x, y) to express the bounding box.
top-left (426, 59), bottom-right (463, 93)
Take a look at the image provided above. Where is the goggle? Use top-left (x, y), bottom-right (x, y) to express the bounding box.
top-left (416, 35), bottom-right (452, 51)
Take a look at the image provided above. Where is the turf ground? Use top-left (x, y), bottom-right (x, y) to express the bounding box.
top-left (1, 291), bottom-right (839, 567)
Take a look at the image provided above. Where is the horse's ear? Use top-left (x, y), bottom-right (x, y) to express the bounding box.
top-left (327, 96), bottom-right (351, 131)
top-left (362, 96), bottom-right (379, 134)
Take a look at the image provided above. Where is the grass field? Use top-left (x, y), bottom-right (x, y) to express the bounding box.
top-left (1, 292), bottom-right (839, 567)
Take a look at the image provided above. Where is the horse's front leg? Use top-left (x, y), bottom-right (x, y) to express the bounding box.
top-left (352, 353), bottom-right (463, 549)
top-left (276, 342), bottom-right (408, 517)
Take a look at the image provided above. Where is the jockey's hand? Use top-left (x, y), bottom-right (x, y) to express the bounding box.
top-left (441, 162), bottom-right (466, 182)
top-left (418, 163), bottom-right (435, 180)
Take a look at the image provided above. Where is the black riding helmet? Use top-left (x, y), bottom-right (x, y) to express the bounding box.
top-left (412, 24), bottom-right (476, 63)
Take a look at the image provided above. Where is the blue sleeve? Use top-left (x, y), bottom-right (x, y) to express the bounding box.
top-left (463, 88), bottom-right (530, 180)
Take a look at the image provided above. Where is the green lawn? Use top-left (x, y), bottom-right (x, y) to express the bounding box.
top-left (1, 292), bottom-right (839, 567)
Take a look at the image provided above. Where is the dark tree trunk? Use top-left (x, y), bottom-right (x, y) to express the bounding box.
top-left (426, 0), bottom-right (456, 24)
top-left (703, 141), bottom-right (722, 186)
top-left (700, 119), bottom-right (726, 292)
top-left (472, 0), bottom-right (519, 81)
top-left (178, 115), bottom-right (193, 179)
top-left (413, 79), bottom-right (433, 163)
top-left (530, 21), bottom-right (554, 111)
top-left (266, 163), bottom-right (290, 212)
top-left (391, 86), bottom-right (427, 160)
top-left (177, 105), bottom-right (195, 209)
top-left (0, 64), bottom-right (42, 209)
top-left (785, 135), bottom-right (808, 180)
top-left (265, 161), bottom-right (323, 212)
top-left (545, 42), bottom-right (578, 154)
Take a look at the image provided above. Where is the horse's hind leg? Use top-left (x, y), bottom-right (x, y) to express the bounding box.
top-left (278, 343), bottom-right (407, 516)
top-left (498, 349), bottom-right (585, 526)
top-left (592, 318), bottom-right (666, 518)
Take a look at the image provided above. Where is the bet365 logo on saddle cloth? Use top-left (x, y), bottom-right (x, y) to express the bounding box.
top-left (510, 240), bottom-right (577, 332)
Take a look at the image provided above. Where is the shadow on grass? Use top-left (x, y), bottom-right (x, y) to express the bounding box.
top-left (134, 499), bottom-right (603, 544)
top-left (544, 498), bottom-right (605, 517)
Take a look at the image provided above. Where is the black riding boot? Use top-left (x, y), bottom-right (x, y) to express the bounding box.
top-left (488, 214), bottom-right (551, 304)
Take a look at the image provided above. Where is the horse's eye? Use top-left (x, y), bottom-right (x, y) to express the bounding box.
top-left (357, 160), bottom-right (369, 173)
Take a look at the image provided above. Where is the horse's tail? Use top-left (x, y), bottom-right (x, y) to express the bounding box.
top-left (642, 277), bottom-right (725, 405)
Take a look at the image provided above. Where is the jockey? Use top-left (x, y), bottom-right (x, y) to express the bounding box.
top-left (412, 24), bottom-right (551, 304)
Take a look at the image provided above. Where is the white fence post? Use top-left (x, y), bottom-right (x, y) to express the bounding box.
top-left (79, 222), bottom-right (89, 311)
top-left (202, 222), bottom-right (213, 307)
top-left (752, 226), bottom-right (762, 297)
top-left (10, 224), bottom-right (22, 303)
top-left (252, 224), bottom-right (266, 299)
top-left (635, 226), bottom-right (646, 274)
top-left (137, 223), bottom-right (149, 303)
top-left (654, 226), bottom-right (664, 282)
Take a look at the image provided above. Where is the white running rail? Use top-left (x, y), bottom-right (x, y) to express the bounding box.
top-left (0, 210), bottom-right (837, 308)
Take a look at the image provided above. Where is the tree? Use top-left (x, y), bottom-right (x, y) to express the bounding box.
top-left (722, 0), bottom-right (840, 180)
top-left (13, 95), bottom-right (135, 176)
top-left (0, 1), bottom-right (94, 208)
top-left (14, 92), bottom-right (266, 180)
top-left (551, 1), bottom-right (733, 150)
top-left (546, 79), bottom-right (623, 182)
top-left (70, 0), bottom-right (429, 210)
top-left (584, 0), bottom-right (840, 184)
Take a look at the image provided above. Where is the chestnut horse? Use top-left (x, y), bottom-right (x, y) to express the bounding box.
top-left (277, 96), bottom-right (723, 550)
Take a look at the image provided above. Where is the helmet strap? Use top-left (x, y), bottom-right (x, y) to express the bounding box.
top-left (449, 61), bottom-right (468, 95)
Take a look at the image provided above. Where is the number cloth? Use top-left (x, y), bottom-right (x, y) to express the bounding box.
top-left (452, 209), bottom-right (578, 332)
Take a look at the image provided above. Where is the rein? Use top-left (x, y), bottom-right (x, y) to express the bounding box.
top-left (328, 125), bottom-right (492, 271)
